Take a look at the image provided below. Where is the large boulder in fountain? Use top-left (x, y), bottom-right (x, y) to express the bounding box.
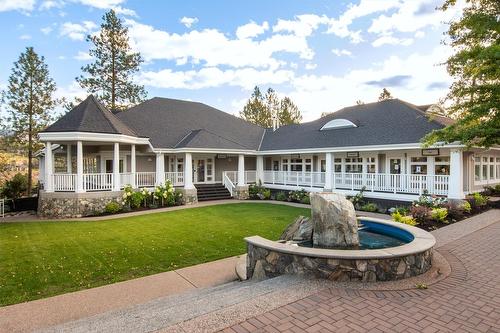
top-left (280, 216), bottom-right (313, 242)
top-left (310, 192), bottom-right (359, 248)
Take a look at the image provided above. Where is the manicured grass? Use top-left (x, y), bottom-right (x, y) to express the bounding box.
top-left (0, 203), bottom-right (309, 306)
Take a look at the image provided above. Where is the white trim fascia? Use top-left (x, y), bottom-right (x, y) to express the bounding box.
top-left (256, 143), bottom-right (466, 155)
top-left (38, 131), bottom-right (151, 146)
top-left (152, 147), bottom-right (258, 155)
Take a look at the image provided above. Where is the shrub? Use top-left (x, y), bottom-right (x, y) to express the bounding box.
top-left (153, 181), bottom-right (175, 206)
top-left (471, 192), bottom-right (488, 208)
top-left (462, 201), bottom-right (472, 213)
top-left (360, 202), bottom-right (378, 212)
top-left (413, 191), bottom-right (447, 208)
top-left (249, 182), bottom-right (270, 200)
top-left (288, 189), bottom-right (308, 203)
top-left (129, 191), bottom-right (143, 209)
top-left (105, 201), bottom-right (122, 214)
top-left (349, 186), bottom-right (366, 209)
top-left (1, 173), bottom-right (28, 199)
top-left (276, 191), bottom-right (287, 201)
top-left (391, 211), bottom-right (417, 226)
top-left (174, 189), bottom-right (184, 205)
top-left (301, 195), bottom-right (310, 205)
top-left (409, 205), bottom-right (432, 224)
top-left (431, 207), bottom-right (448, 223)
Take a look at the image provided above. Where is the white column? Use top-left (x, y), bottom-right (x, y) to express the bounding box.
top-left (324, 152), bottom-right (332, 191)
top-left (184, 152), bottom-right (194, 189)
top-left (76, 141), bottom-right (84, 192)
top-left (113, 142), bottom-right (120, 191)
top-left (66, 144), bottom-right (72, 173)
top-left (156, 152), bottom-right (165, 185)
top-left (238, 154), bottom-right (245, 186)
top-left (131, 144), bottom-right (136, 188)
top-left (45, 142), bottom-right (53, 192)
top-left (448, 149), bottom-right (464, 199)
top-left (256, 155), bottom-right (264, 184)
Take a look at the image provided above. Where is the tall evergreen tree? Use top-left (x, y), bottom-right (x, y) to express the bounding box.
top-left (423, 0), bottom-right (499, 147)
top-left (77, 10), bottom-right (146, 111)
top-left (240, 86), bottom-right (302, 127)
top-left (378, 88), bottom-right (393, 101)
top-left (1, 47), bottom-right (57, 195)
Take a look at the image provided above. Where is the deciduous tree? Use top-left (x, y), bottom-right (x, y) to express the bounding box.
top-left (378, 88), bottom-right (393, 101)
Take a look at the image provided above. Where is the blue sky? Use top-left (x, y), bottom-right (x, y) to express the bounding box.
top-left (0, 0), bottom-right (464, 121)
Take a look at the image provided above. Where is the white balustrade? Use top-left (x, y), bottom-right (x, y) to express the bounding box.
top-left (51, 174), bottom-right (77, 192)
top-left (119, 173), bottom-right (133, 188)
top-left (83, 173), bottom-right (113, 191)
top-left (136, 172), bottom-right (156, 188)
top-left (222, 171), bottom-right (235, 196)
top-left (165, 172), bottom-right (184, 186)
top-left (245, 170), bottom-right (257, 184)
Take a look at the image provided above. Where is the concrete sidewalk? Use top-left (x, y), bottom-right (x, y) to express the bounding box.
top-left (0, 255), bottom-right (241, 333)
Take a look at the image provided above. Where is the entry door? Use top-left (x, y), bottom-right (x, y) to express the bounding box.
top-left (195, 159), bottom-right (205, 183)
top-left (389, 158), bottom-right (402, 190)
top-left (105, 160), bottom-right (124, 173)
top-left (192, 157), bottom-right (214, 184)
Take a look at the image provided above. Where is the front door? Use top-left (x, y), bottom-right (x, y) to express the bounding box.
top-left (389, 159), bottom-right (402, 174)
top-left (192, 157), bottom-right (214, 184)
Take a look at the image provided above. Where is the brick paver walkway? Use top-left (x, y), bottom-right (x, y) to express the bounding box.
top-left (225, 221), bottom-right (500, 333)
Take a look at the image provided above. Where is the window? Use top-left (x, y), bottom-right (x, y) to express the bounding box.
top-left (366, 157), bottom-right (376, 173)
top-left (490, 157), bottom-right (495, 179)
top-left (305, 158), bottom-right (312, 172)
top-left (177, 158), bottom-right (184, 173)
top-left (320, 119), bottom-right (357, 130)
top-left (497, 158), bottom-right (500, 180)
top-left (334, 158), bottom-right (342, 173)
top-left (282, 159), bottom-right (288, 171)
top-left (273, 160), bottom-right (279, 171)
top-left (435, 156), bottom-right (450, 175)
top-left (345, 157), bottom-right (363, 173)
top-left (475, 157), bottom-right (481, 181)
top-left (290, 158), bottom-right (302, 172)
top-left (320, 159), bottom-right (326, 172)
top-left (410, 157), bottom-right (427, 175)
top-left (482, 157), bottom-right (488, 180)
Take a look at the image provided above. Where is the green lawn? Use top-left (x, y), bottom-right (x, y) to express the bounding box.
top-left (0, 203), bottom-right (308, 306)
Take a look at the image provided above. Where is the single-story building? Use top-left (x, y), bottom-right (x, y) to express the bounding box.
top-left (37, 95), bottom-right (500, 217)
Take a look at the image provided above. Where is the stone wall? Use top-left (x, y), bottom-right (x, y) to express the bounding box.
top-left (179, 188), bottom-right (198, 205)
top-left (38, 191), bottom-right (123, 218)
top-left (234, 185), bottom-right (249, 200)
top-left (246, 243), bottom-right (433, 282)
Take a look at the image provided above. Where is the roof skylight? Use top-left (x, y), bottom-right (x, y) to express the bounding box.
top-left (320, 119), bottom-right (357, 130)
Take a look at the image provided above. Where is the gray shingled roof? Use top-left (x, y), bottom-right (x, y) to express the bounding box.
top-left (115, 97), bottom-right (265, 150)
top-left (259, 99), bottom-right (448, 151)
top-left (43, 95), bottom-right (138, 137)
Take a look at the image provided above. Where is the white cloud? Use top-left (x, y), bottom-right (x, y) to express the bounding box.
top-left (75, 0), bottom-right (136, 16)
top-left (305, 63), bottom-right (317, 70)
top-left (273, 14), bottom-right (329, 37)
top-left (60, 21), bottom-right (96, 41)
top-left (371, 35), bottom-right (413, 47)
top-left (180, 16), bottom-right (198, 28)
top-left (74, 51), bottom-right (92, 60)
top-left (331, 48), bottom-right (352, 57)
top-left (41, 26), bottom-right (53, 34)
top-left (39, 0), bottom-right (64, 10)
top-left (138, 67), bottom-right (294, 90)
top-left (236, 21), bottom-right (269, 39)
top-left (126, 19), bottom-right (314, 69)
top-left (288, 45), bottom-right (453, 121)
top-left (0, 0), bottom-right (35, 12)
top-left (19, 34), bottom-right (32, 40)
top-left (368, 0), bottom-right (464, 35)
top-left (415, 30), bottom-right (425, 38)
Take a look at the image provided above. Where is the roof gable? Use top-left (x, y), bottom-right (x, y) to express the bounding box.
top-left (43, 95), bottom-right (138, 137)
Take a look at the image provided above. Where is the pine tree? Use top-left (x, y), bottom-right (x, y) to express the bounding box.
top-left (356, 99), bottom-right (365, 105)
top-left (423, 0), bottom-right (500, 147)
top-left (240, 86), bottom-right (302, 127)
top-left (1, 47), bottom-right (57, 195)
top-left (77, 10), bottom-right (146, 111)
top-left (378, 88), bottom-right (393, 101)
top-left (279, 97), bottom-right (302, 124)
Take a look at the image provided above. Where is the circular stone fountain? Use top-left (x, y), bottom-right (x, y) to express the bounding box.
top-left (245, 193), bottom-right (435, 282)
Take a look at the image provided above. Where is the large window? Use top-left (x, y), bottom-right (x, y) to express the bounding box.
top-left (474, 154), bottom-right (500, 183)
top-left (410, 157), bottom-right (427, 175)
top-left (366, 157), bottom-right (376, 173)
top-left (345, 157), bottom-right (363, 173)
top-left (281, 157), bottom-right (312, 172)
top-left (334, 158), bottom-right (342, 173)
top-left (435, 156), bottom-right (450, 175)
top-left (475, 157), bottom-right (481, 181)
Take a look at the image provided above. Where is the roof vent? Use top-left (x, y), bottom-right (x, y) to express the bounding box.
top-left (320, 119), bottom-right (357, 131)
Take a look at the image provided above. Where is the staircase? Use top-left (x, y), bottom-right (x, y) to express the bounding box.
top-left (196, 183), bottom-right (232, 201)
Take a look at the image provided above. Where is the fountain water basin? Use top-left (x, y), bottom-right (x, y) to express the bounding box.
top-left (245, 193), bottom-right (435, 282)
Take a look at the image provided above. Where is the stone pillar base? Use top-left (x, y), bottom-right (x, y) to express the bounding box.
top-left (234, 185), bottom-right (249, 200)
top-left (38, 190), bottom-right (123, 218)
top-left (180, 188), bottom-right (198, 205)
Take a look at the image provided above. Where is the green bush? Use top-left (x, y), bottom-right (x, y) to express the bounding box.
top-left (130, 191), bottom-right (144, 209)
top-left (471, 192), bottom-right (488, 208)
top-left (1, 173), bottom-right (28, 199)
top-left (288, 189), bottom-right (308, 203)
top-left (462, 201), bottom-right (472, 213)
top-left (276, 191), bottom-right (287, 201)
top-left (431, 207), bottom-right (448, 223)
top-left (349, 187), bottom-right (366, 209)
top-left (300, 195), bottom-right (310, 205)
top-left (391, 211), bottom-right (417, 226)
top-left (360, 202), bottom-right (378, 212)
top-left (104, 201), bottom-right (122, 214)
top-left (249, 182), bottom-right (270, 200)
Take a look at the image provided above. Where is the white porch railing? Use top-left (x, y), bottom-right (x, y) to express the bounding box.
top-left (263, 171), bottom-right (326, 188)
top-left (222, 171), bottom-right (236, 196)
top-left (245, 171), bottom-right (257, 184)
top-left (136, 172), bottom-right (156, 187)
top-left (83, 173), bottom-right (113, 191)
top-left (52, 173), bottom-right (76, 192)
top-left (165, 172), bottom-right (184, 186)
top-left (262, 171), bottom-right (449, 196)
top-left (224, 171), bottom-right (238, 184)
top-left (120, 173), bottom-right (133, 188)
